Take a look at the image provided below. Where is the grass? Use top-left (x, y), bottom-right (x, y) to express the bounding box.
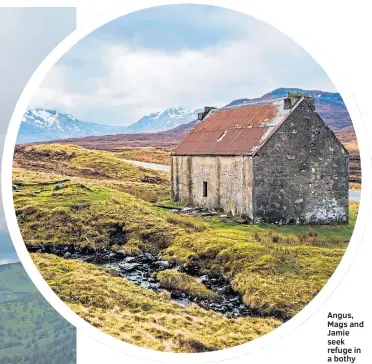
top-left (13, 144), bottom-right (170, 202)
top-left (166, 214), bottom-right (207, 232)
top-left (13, 180), bottom-right (179, 252)
top-left (156, 270), bottom-right (217, 300)
top-left (31, 253), bottom-right (281, 353)
top-left (12, 143), bottom-right (358, 350)
top-left (116, 148), bottom-right (173, 165)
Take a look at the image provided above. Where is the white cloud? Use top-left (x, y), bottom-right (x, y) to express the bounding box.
top-left (30, 14), bottom-right (335, 125)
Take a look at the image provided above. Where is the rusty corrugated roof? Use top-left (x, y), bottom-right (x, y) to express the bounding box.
top-left (174, 98), bottom-right (298, 156)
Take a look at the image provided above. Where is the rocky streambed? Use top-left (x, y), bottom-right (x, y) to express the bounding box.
top-left (29, 245), bottom-right (259, 318)
top-left (75, 252), bottom-right (255, 318)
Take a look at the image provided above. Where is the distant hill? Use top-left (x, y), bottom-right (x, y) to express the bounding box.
top-left (18, 108), bottom-right (128, 143)
top-left (35, 129), bottom-right (186, 150)
top-left (18, 107), bottom-right (200, 143)
top-left (126, 107), bottom-right (201, 133)
top-left (0, 263), bottom-right (35, 303)
top-left (226, 87), bottom-right (352, 130)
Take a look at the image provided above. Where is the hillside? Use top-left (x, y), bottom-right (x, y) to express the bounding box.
top-left (12, 143), bottom-right (358, 352)
top-left (0, 263), bottom-right (76, 363)
top-left (226, 87), bottom-right (352, 130)
top-left (33, 129), bottom-right (185, 150)
top-left (0, 263), bottom-right (35, 303)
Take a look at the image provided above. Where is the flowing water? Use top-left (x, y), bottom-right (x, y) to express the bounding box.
top-left (63, 251), bottom-right (257, 318)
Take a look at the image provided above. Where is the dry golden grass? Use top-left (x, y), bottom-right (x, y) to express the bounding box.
top-left (156, 270), bottom-right (216, 300)
top-left (32, 253), bottom-right (281, 353)
top-left (117, 148), bottom-right (173, 165)
top-left (13, 144), bottom-right (170, 202)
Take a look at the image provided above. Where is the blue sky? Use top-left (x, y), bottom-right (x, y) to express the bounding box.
top-left (31, 4), bottom-right (335, 125)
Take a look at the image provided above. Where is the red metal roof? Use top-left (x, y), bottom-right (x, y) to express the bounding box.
top-left (174, 98), bottom-right (297, 156)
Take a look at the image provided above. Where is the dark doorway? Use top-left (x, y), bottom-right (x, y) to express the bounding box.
top-left (203, 181), bottom-right (208, 197)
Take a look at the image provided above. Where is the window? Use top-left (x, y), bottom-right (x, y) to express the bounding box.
top-left (203, 181), bottom-right (208, 197)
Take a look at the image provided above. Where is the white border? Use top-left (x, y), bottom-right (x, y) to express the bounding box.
top-left (1, 1), bottom-right (371, 363)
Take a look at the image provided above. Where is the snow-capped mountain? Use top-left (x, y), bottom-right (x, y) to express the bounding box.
top-left (126, 107), bottom-right (201, 134)
top-left (17, 107), bottom-right (201, 143)
top-left (17, 109), bottom-right (128, 143)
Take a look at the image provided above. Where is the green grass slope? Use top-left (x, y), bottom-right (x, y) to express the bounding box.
top-left (12, 144), bottom-right (357, 351)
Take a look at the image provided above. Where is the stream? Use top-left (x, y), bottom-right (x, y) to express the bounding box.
top-left (32, 245), bottom-right (258, 319)
top-left (77, 251), bottom-right (255, 318)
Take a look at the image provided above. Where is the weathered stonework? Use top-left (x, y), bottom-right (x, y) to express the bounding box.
top-left (252, 101), bottom-right (349, 224)
top-left (171, 155), bottom-right (253, 218)
top-left (171, 97), bottom-right (349, 224)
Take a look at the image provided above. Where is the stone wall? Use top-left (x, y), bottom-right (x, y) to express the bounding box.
top-left (252, 100), bottom-right (349, 224)
top-left (171, 155), bottom-right (253, 218)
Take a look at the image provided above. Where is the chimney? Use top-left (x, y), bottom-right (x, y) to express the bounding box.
top-left (204, 106), bottom-right (217, 114)
top-left (197, 112), bottom-right (205, 121)
top-left (283, 97), bottom-right (292, 109)
top-left (283, 91), bottom-right (303, 109)
top-left (198, 106), bottom-right (217, 121)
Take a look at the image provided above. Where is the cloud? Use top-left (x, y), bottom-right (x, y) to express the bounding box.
top-left (0, 8), bottom-right (76, 135)
top-left (29, 5), bottom-right (335, 125)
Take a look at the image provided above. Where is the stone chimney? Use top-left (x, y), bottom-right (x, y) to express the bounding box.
top-left (198, 106), bottom-right (217, 120)
top-left (283, 91), bottom-right (304, 109)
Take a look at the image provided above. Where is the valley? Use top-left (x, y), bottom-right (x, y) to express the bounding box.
top-left (12, 143), bottom-right (358, 352)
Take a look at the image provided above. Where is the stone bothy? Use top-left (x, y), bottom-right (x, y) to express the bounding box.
top-left (171, 95), bottom-right (349, 224)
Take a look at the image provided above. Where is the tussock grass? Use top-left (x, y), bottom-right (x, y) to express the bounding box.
top-left (156, 270), bottom-right (216, 300)
top-left (166, 214), bottom-right (207, 232)
top-left (32, 254), bottom-right (281, 353)
top-left (13, 144), bottom-right (170, 202)
top-left (13, 144), bottom-right (358, 348)
top-left (116, 148), bottom-right (173, 165)
top-left (13, 179), bottom-right (178, 251)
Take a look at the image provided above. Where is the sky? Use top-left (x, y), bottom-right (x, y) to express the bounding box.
top-left (0, 7), bottom-right (76, 264)
top-left (30, 4), bottom-right (335, 126)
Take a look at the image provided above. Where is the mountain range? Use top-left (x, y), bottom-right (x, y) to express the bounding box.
top-left (17, 88), bottom-right (352, 144)
top-left (18, 109), bottom-right (127, 143)
top-left (17, 107), bottom-right (200, 144)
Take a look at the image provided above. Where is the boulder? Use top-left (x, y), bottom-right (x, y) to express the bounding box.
top-left (154, 261), bottom-right (170, 269)
top-left (124, 256), bottom-right (136, 263)
top-left (142, 253), bottom-right (155, 262)
top-left (115, 250), bottom-right (127, 259)
top-left (119, 262), bottom-right (140, 272)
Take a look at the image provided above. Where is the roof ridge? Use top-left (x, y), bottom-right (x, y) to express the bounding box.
top-left (222, 97), bottom-right (286, 110)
